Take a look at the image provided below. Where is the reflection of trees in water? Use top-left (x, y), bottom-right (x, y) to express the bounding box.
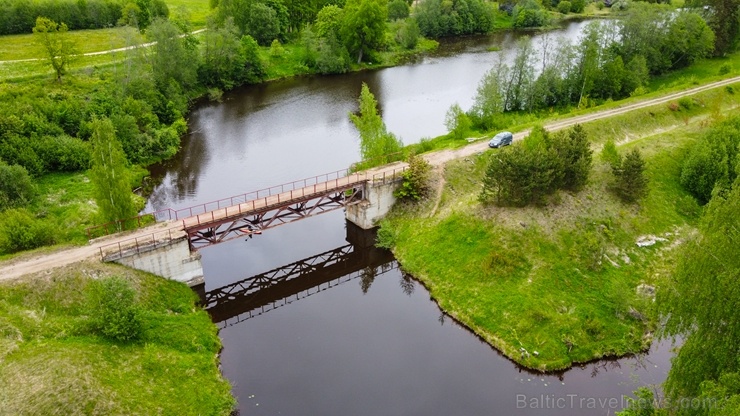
top-left (360, 267), bottom-right (376, 294)
top-left (399, 272), bottom-right (415, 296)
top-left (145, 127), bottom-right (209, 210)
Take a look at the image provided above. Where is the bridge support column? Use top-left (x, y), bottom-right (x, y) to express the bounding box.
top-left (112, 237), bottom-right (204, 287)
top-left (346, 181), bottom-right (398, 229)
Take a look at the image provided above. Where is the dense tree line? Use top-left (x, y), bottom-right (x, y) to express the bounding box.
top-left (414, 0), bottom-right (494, 38)
top-left (469, 5), bottom-right (715, 130)
top-left (0, 0), bottom-right (168, 34)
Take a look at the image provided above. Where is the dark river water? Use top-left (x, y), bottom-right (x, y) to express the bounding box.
top-left (146, 20), bottom-right (674, 415)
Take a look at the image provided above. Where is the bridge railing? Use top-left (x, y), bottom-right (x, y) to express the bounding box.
top-left (98, 228), bottom-right (179, 261)
top-left (369, 166), bottom-right (407, 184)
top-left (172, 168), bottom-right (355, 220)
top-left (87, 208), bottom-right (177, 239)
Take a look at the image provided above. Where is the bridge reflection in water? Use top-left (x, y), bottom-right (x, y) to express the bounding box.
top-left (200, 222), bottom-right (396, 328)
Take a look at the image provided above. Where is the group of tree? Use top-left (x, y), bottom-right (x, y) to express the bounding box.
top-left (414, 0), bottom-right (495, 38)
top-left (468, 6), bottom-right (715, 130)
top-left (0, 0), bottom-right (168, 34)
top-left (479, 124), bottom-right (592, 206)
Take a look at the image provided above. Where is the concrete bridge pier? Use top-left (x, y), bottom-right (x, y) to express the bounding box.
top-left (111, 237), bottom-right (205, 287)
top-left (346, 181), bottom-right (398, 229)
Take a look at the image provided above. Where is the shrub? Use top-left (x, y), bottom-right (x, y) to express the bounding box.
top-left (570, 0), bottom-right (585, 12)
top-left (0, 161), bottom-right (34, 210)
top-left (0, 209), bottom-right (55, 253)
top-left (557, 1), bottom-right (571, 14)
top-left (87, 276), bottom-right (144, 343)
top-left (719, 63), bottom-right (732, 75)
top-left (32, 135), bottom-right (91, 172)
top-left (395, 18), bottom-right (420, 49)
top-left (678, 97), bottom-right (697, 111)
top-left (395, 154), bottom-right (433, 201)
top-left (445, 103), bottom-right (472, 140)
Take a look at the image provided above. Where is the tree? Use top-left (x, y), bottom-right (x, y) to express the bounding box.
top-left (240, 35), bottom-right (267, 83)
top-left (388, 0), bottom-right (410, 20)
top-left (247, 2), bottom-right (282, 45)
top-left (89, 118), bottom-right (137, 225)
top-left (445, 103), bottom-right (471, 140)
top-left (147, 17), bottom-right (199, 91)
top-left (659, 177), bottom-right (740, 411)
top-left (611, 148), bottom-right (648, 203)
top-left (704, 0), bottom-right (740, 56)
top-left (315, 4), bottom-right (344, 38)
top-left (552, 124), bottom-right (592, 191)
top-left (33, 17), bottom-right (77, 82)
top-left (349, 83), bottom-right (404, 168)
top-left (471, 62), bottom-right (506, 129)
top-left (199, 18), bottom-right (246, 89)
top-left (340, 0), bottom-right (387, 63)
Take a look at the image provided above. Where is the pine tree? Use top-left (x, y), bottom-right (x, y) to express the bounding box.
top-left (612, 148), bottom-right (648, 203)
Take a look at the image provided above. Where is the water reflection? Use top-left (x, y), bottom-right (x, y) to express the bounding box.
top-left (209, 217), bottom-right (672, 416)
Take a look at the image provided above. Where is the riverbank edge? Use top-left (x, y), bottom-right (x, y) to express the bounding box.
top-left (378, 92), bottom-right (735, 371)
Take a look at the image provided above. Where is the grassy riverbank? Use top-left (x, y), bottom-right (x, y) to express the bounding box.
top-left (378, 100), bottom-right (732, 371)
top-left (0, 261), bottom-right (234, 414)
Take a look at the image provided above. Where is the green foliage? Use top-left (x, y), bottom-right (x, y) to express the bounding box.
top-left (444, 103), bottom-right (472, 140)
top-left (314, 5), bottom-right (344, 38)
top-left (199, 18), bottom-right (248, 90)
top-left (395, 18), bottom-right (420, 49)
top-left (415, 0), bottom-right (494, 38)
top-left (551, 124), bottom-right (593, 191)
top-left (86, 276), bottom-right (143, 342)
top-left (557, 0), bottom-right (571, 13)
top-left (340, 0), bottom-right (388, 63)
top-left (512, 0), bottom-right (549, 28)
top-left (570, 0), bottom-right (584, 13)
top-left (0, 208), bottom-right (55, 253)
top-left (89, 118), bottom-right (137, 225)
top-left (616, 387), bottom-right (661, 416)
top-left (147, 17), bottom-right (199, 91)
top-left (0, 0), bottom-right (123, 35)
top-left (33, 17), bottom-right (77, 82)
top-left (349, 83), bottom-right (404, 168)
top-left (719, 63), bottom-right (732, 75)
top-left (395, 154), bottom-right (432, 200)
top-left (240, 34), bottom-right (268, 83)
top-left (680, 116), bottom-right (740, 204)
top-left (611, 148), bottom-right (649, 203)
top-left (660, 178), bottom-right (740, 409)
top-left (601, 138), bottom-right (622, 167)
top-left (0, 160), bottom-right (34, 210)
top-left (481, 127), bottom-right (562, 206)
top-left (248, 2), bottom-right (282, 45)
top-left (481, 125), bottom-right (591, 206)
top-left (387, 0), bottom-right (410, 20)
top-left (704, 0), bottom-right (740, 56)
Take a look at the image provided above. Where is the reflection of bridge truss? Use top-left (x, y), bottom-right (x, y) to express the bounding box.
top-left (205, 241), bottom-right (396, 327)
top-left (214, 262), bottom-right (398, 329)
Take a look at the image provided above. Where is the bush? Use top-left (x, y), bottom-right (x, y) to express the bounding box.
top-left (395, 18), bottom-right (420, 49)
top-left (445, 103), bottom-right (472, 140)
top-left (0, 161), bottom-right (34, 210)
top-left (719, 63), bottom-right (732, 75)
top-left (87, 276), bottom-right (144, 343)
top-left (32, 135), bottom-right (91, 172)
top-left (513, 0), bottom-right (549, 28)
top-left (557, 1), bottom-right (571, 13)
top-left (388, 0), bottom-right (410, 20)
top-left (570, 0), bottom-right (585, 12)
top-left (600, 138), bottom-right (621, 167)
top-left (0, 209), bottom-right (55, 253)
top-left (395, 154), bottom-right (433, 201)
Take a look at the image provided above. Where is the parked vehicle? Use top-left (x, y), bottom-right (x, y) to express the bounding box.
top-left (488, 131), bottom-right (513, 148)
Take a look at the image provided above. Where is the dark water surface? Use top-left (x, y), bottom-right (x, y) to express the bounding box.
top-left (146, 20), bottom-right (673, 415)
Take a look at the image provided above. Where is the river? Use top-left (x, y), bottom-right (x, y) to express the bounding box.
top-left (146, 20), bottom-right (674, 415)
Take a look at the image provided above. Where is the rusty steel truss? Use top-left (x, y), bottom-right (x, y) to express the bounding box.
top-left (185, 184), bottom-right (365, 250)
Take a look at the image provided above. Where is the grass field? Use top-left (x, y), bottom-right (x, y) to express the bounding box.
top-left (379, 102), bottom-right (726, 371)
top-left (0, 261), bottom-right (234, 415)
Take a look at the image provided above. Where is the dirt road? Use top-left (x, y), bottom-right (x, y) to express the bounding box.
top-left (1, 76), bottom-right (738, 282)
